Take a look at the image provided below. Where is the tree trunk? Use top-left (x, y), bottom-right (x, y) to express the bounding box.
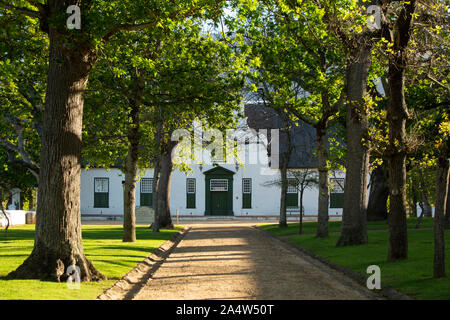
top-left (151, 109), bottom-right (174, 232)
top-left (151, 108), bottom-right (163, 233)
top-left (433, 155), bottom-right (448, 278)
top-left (299, 189), bottom-right (304, 235)
top-left (279, 162), bottom-right (288, 228)
top-left (337, 44), bottom-right (371, 246)
top-left (8, 26), bottom-right (104, 281)
top-left (386, 56), bottom-right (409, 261)
top-left (367, 165), bottom-right (389, 221)
top-left (154, 150), bottom-right (175, 229)
top-left (383, 0), bottom-right (416, 262)
top-left (316, 126), bottom-right (329, 238)
top-left (278, 114), bottom-right (292, 228)
top-left (445, 184), bottom-right (450, 229)
top-left (122, 71), bottom-right (144, 242)
top-left (151, 154), bottom-right (161, 232)
top-left (122, 122), bottom-right (139, 243)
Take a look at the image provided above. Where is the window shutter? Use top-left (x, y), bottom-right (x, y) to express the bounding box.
top-left (94, 178), bottom-right (109, 208)
top-left (140, 178), bottom-right (153, 207)
top-left (286, 179), bottom-right (298, 207)
top-left (242, 178), bottom-right (252, 209)
top-left (186, 178), bottom-right (196, 208)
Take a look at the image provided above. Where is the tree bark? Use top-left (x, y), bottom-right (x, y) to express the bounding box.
top-left (384, 0), bottom-right (416, 263)
top-left (151, 109), bottom-right (174, 232)
top-left (299, 188), bottom-right (304, 235)
top-left (386, 55), bottom-right (409, 261)
top-left (122, 71), bottom-right (144, 243)
top-left (279, 161), bottom-right (288, 228)
top-left (154, 149), bottom-right (175, 229)
top-left (337, 43), bottom-right (371, 246)
top-left (151, 154), bottom-right (160, 232)
top-left (278, 113), bottom-right (292, 228)
top-left (8, 25), bottom-right (104, 281)
top-left (367, 165), bottom-right (389, 221)
top-left (122, 150), bottom-right (137, 242)
top-left (316, 126), bottom-right (329, 238)
top-left (445, 184), bottom-right (450, 229)
top-left (433, 155), bottom-right (448, 278)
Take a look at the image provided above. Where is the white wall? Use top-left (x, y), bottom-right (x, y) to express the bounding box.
top-left (80, 164), bottom-right (345, 217)
top-left (0, 210), bottom-right (29, 226)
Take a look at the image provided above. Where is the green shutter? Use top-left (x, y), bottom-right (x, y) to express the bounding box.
top-left (187, 193), bottom-right (196, 208)
top-left (242, 178), bottom-right (252, 209)
top-left (140, 193), bottom-right (153, 207)
top-left (140, 178), bottom-right (153, 207)
top-left (243, 193), bottom-right (251, 208)
top-left (186, 178), bottom-right (196, 208)
top-left (94, 193), bottom-right (109, 208)
top-left (330, 193), bottom-right (344, 208)
top-left (286, 193), bottom-right (298, 207)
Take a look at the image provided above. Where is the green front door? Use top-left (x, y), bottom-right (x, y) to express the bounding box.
top-left (204, 166), bottom-right (235, 216)
top-left (210, 190), bottom-right (229, 215)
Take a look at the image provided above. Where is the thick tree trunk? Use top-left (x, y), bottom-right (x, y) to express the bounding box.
top-left (367, 165), bottom-right (389, 221)
top-left (434, 155), bottom-right (448, 278)
top-left (8, 27), bottom-right (104, 281)
top-left (151, 111), bottom-right (174, 232)
top-left (383, 0), bottom-right (416, 262)
top-left (122, 131), bottom-right (139, 243)
top-left (387, 56), bottom-right (409, 261)
top-left (316, 126), bottom-right (329, 238)
top-left (154, 149), bottom-right (175, 229)
top-left (122, 145), bottom-right (138, 242)
top-left (337, 44), bottom-right (371, 246)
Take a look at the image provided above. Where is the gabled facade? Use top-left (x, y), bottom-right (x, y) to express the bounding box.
top-left (81, 104), bottom-right (347, 218)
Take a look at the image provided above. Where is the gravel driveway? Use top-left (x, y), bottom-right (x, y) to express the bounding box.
top-left (133, 223), bottom-right (380, 300)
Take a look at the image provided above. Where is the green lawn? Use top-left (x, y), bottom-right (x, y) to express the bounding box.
top-left (259, 218), bottom-right (450, 300)
top-left (0, 224), bottom-right (182, 300)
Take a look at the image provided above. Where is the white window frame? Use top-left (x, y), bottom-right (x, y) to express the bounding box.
top-left (243, 178), bottom-right (252, 194)
top-left (141, 178), bottom-right (153, 194)
top-left (287, 179), bottom-right (298, 194)
top-left (210, 179), bottom-right (228, 192)
top-left (94, 178), bottom-right (109, 193)
top-left (187, 178), bottom-right (196, 194)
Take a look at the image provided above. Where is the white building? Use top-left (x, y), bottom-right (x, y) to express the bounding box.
top-left (80, 104), bottom-right (346, 220)
top-left (81, 165), bottom-right (345, 219)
